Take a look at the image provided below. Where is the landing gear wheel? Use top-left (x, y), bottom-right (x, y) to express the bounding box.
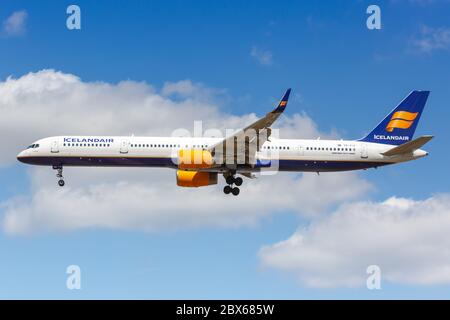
top-left (225, 176), bottom-right (235, 185)
top-left (231, 187), bottom-right (240, 196)
top-left (223, 185), bottom-right (232, 194)
top-left (54, 166), bottom-right (65, 187)
top-left (234, 177), bottom-right (243, 186)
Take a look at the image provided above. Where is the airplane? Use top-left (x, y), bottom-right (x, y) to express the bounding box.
top-left (17, 89), bottom-right (432, 196)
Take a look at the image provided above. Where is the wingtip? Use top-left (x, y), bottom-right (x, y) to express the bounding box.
top-left (285, 88), bottom-right (292, 99)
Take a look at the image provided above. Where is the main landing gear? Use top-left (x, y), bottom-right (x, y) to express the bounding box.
top-left (53, 165), bottom-right (65, 187)
top-left (223, 174), bottom-right (243, 196)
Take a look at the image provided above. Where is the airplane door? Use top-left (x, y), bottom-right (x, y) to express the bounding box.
top-left (51, 140), bottom-right (59, 153)
top-left (298, 145), bottom-right (304, 156)
top-left (361, 143), bottom-right (368, 159)
top-left (120, 140), bottom-right (129, 154)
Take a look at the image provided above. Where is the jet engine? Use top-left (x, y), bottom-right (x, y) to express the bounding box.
top-left (176, 170), bottom-right (218, 187)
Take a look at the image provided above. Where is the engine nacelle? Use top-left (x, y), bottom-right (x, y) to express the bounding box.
top-left (176, 170), bottom-right (218, 187)
top-left (178, 149), bottom-right (214, 169)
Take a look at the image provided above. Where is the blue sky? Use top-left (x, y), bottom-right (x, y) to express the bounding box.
top-left (1, 0), bottom-right (450, 299)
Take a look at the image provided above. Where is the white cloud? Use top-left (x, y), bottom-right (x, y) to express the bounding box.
top-left (0, 69), bottom-right (371, 234)
top-left (161, 79), bottom-right (227, 102)
top-left (250, 46), bottom-right (273, 66)
top-left (411, 25), bottom-right (450, 54)
top-left (2, 169), bottom-right (370, 235)
top-left (1, 10), bottom-right (28, 37)
top-left (260, 194), bottom-right (450, 287)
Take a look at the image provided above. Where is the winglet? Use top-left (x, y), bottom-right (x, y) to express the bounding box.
top-left (274, 88), bottom-right (291, 112)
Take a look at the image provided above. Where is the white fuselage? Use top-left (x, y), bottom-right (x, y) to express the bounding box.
top-left (17, 136), bottom-right (428, 172)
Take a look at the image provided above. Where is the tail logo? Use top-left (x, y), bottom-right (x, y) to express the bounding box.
top-left (386, 111), bottom-right (419, 132)
top-left (279, 101), bottom-right (287, 107)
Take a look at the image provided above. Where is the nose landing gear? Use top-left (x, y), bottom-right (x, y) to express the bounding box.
top-left (53, 165), bottom-right (65, 187)
top-left (223, 174), bottom-right (242, 196)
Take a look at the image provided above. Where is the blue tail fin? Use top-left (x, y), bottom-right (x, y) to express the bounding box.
top-left (359, 90), bottom-right (430, 145)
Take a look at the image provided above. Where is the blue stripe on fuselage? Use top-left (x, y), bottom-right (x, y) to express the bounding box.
top-left (18, 156), bottom-right (391, 172)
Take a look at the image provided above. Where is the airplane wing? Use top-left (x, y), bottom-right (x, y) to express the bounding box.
top-left (209, 89), bottom-right (291, 167)
top-left (381, 135), bottom-right (433, 156)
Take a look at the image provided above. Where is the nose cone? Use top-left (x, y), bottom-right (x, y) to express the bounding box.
top-left (17, 150), bottom-right (27, 163)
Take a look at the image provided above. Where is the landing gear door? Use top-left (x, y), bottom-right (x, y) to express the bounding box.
top-left (120, 140), bottom-right (129, 154)
top-left (361, 143), bottom-right (368, 159)
top-left (51, 140), bottom-right (59, 153)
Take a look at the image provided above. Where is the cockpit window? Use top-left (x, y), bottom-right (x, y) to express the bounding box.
top-left (34, 144), bottom-right (39, 148)
top-left (26, 144), bottom-right (39, 149)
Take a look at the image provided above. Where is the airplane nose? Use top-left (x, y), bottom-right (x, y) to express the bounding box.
top-left (17, 150), bottom-right (27, 163)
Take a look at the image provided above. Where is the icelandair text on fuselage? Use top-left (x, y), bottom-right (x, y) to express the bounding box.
top-left (64, 137), bottom-right (114, 143)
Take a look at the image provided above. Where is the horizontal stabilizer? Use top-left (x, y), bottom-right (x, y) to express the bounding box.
top-left (381, 135), bottom-right (433, 156)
